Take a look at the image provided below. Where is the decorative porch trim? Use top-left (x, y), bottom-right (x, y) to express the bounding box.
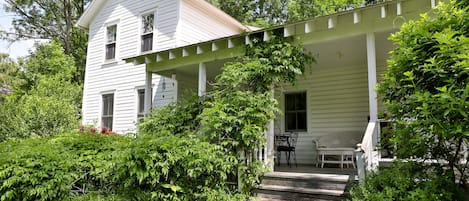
top-left (124, 0), bottom-right (434, 72)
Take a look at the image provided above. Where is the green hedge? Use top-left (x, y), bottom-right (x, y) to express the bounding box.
top-left (0, 133), bottom-right (247, 201)
top-left (350, 162), bottom-right (463, 201)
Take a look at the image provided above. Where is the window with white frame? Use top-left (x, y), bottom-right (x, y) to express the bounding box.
top-left (137, 88), bottom-right (152, 121)
top-left (285, 92), bottom-right (307, 132)
top-left (106, 24), bottom-right (117, 60)
top-left (102, 93), bottom-right (114, 130)
top-left (141, 13), bottom-right (154, 52)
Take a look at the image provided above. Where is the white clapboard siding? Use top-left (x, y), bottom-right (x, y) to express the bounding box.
top-left (82, 0), bottom-right (181, 133)
top-left (275, 64), bottom-right (369, 165)
top-left (177, 0), bottom-right (241, 46)
top-left (82, 0), bottom-right (244, 133)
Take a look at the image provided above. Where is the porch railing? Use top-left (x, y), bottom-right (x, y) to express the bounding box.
top-left (355, 121), bottom-right (381, 183)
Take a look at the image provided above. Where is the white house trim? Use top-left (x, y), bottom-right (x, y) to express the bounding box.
top-left (198, 62), bottom-right (206, 96)
top-left (366, 32), bottom-right (378, 122)
top-left (144, 72), bottom-right (152, 116)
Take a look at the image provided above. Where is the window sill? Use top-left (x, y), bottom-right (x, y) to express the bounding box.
top-left (102, 60), bottom-right (119, 68)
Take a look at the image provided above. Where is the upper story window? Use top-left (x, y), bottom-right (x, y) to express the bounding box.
top-left (106, 24), bottom-right (117, 60)
top-left (141, 13), bottom-right (154, 52)
top-left (285, 92), bottom-right (307, 132)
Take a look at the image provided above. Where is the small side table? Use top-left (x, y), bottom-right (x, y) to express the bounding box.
top-left (317, 148), bottom-right (355, 168)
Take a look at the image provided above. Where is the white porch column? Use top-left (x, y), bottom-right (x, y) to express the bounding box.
top-left (172, 74), bottom-right (178, 101)
top-left (198, 63), bottom-right (206, 96)
top-left (267, 119), bottom-right (275, 170)
top-left (144, 71), bottom-right (153, 116)
top-left (366, 33), bottom-right (378, 121)
top-left (266, 87), bottom-right (275, 171)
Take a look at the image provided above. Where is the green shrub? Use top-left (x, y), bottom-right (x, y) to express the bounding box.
top-left (0, 132), bottom-right (248, 201)
top-left (377, 0), bottom-right (469, 184)
top-left (0, 132), bottom-right (127, 201)
top-left (350, 161), bottom-right (463, 201)
top-left (112, 134), bottom-right (239, 200)
top-left (139, 95), bottom-right (205, 136)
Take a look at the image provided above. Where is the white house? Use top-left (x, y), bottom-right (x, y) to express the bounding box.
top-left (77, 0), bottom-right (250, 134)
top-left (78, 0), bottom-right (439, 168)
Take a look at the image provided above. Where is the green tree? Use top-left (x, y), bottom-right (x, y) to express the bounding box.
top-left (1, 0), bottom-right (91, 84)
top-left (0, 42), bottom-right (81, 142)
top-left (378, 0), bottom-right (469, 187)
top-left (0, 53), bottom-right (24, 100)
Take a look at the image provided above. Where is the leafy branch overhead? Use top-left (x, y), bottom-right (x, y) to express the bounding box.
top-left (2, 0), bottom-right (91, 84)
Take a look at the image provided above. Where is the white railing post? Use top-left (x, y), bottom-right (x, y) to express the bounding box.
top-left (144, 71), bottom-right (153, 116)
top-left (355, 144), bottom-right (365, 184)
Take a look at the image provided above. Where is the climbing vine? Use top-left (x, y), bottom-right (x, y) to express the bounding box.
top-left (139, 33), bottom-right (314, 194)
top-left (201, 34), bottom-right (314, 191)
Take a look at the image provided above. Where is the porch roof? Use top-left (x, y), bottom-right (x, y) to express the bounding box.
top-left (124, 0), bottom-right (435, 72)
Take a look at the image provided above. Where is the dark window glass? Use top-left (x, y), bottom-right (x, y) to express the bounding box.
top-left (141, 13), bottom-right (154, 52)
top-left (137, 88), bottom-right (152, 121)
top-left (102, 94), bottom-right (114, 130)
top-left (105, 43), bottom-right (116, 60)
top-left (141, 33), bottom-right (153, 52)
top-left (106, 25), bottom-right (117, 60)
top-left (285, 92), bottom-right (307, 131)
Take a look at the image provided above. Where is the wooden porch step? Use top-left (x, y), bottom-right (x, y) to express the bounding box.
top-left (256, 171), bottom-right (353, 201)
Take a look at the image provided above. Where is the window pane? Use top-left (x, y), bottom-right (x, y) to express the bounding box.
top-left (286, 113), bottom-right (297, 131)
top-left (138, 89), bottom-right (145, 114)
top-left (142, 14), bottom-right (154, 34)
top-left (102, 94), bottom-right (114, 115)
top-left (141, 33), bottom-right (153, 52)
top-left (285, 92), bottom-right (307, 131)
top-left (106, 43), bottom-right (116, 60)
top-left (297, 112), bottom-right (307, 130)
top-left (102, 117), bottom-right (113, 131)
top-left (285, 94), bottom-right (295, 111)
top-left (296, 93), bottom-right (306, 110)
top-left (107, 25), bottom-right (117, 43)
top-left (102, 94), bottom-right (114, 130)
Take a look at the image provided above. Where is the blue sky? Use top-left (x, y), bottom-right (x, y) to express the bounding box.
top-left (0, 0), bottom-right (35, 59)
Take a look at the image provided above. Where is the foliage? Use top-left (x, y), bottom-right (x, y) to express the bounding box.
top-left (0, 42), bottom-right (81, 142)
top-left (111, 134), bottom-right (240, 200)
top-left (0, 132), bottom-right (248, 201)
top-left (0, 132), bottom-right (128, 201)
top-left (202, 35), bottom-right (313, 150)
top-left (139, 95), bottom-right (206, 136)
top-left (199, 35), bottom-right (314, 192)
top-left (19, 42), bottom-right (77, 91)
top-left (377, 0), bottom-right (469, 185)
top-left (350, 161), bottom-right (463, 201)
top-left (207, 0), bottom-right (365, 27)
top-left (2, 0), bottom-right (91, 84)
top-left (0, 54), bottom-right (24, 100)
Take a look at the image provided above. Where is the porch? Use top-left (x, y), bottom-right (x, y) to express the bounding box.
top-left (125, 0), bottom-right (435, 173)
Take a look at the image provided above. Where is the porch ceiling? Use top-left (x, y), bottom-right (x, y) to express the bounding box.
top-left (303, 30), bottom-right (396, 69)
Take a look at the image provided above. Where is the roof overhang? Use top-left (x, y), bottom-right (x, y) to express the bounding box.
top-left (125, 0), bottom-right (436, 72)
top-left (76, 0), bottom-right (250, 31)
top-left (76, 0), bottom-right (108, 29)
